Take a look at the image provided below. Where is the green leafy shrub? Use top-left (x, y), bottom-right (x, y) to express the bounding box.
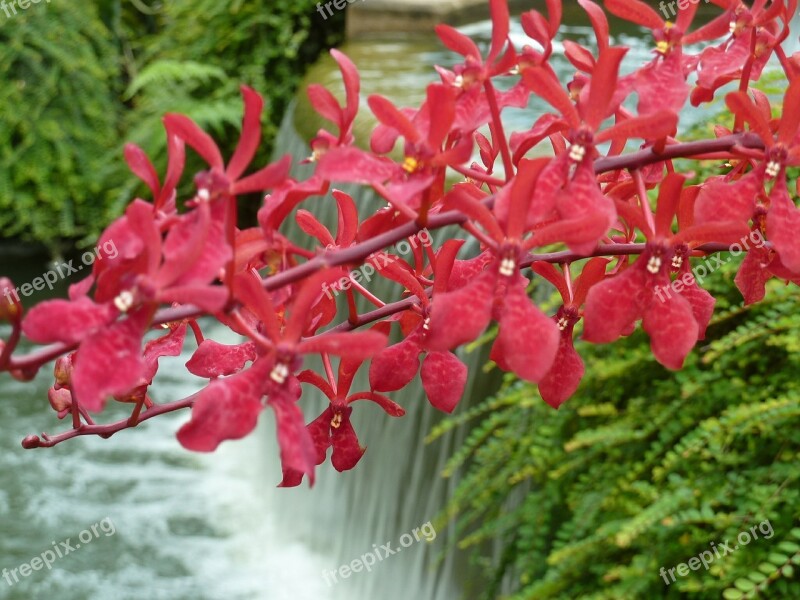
top-left (117, 0), bottom-right (344, 208)
top-left (0, 0), bottom-right (343, 247)
top-left (434, 257), bottom-right (800, 599)
top-left (0, 3), bottom-right (122, 247)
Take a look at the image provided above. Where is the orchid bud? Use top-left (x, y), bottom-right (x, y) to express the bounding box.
top-left (21, 435), bottom-right (41, 449)
top-left (48, 386), bottom-right (73, 413)
top-left (54, 354), bottom-right (75, 388)
top-left (0, 277), bottom-right (22, 322)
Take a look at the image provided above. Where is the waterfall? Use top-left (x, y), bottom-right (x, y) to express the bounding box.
top-left (249, 100), bottom-right (501, 600)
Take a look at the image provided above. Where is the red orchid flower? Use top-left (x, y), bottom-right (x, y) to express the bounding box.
top-left (694, 80), bottom-right (800, 272)
top-left (293, 189), bottom-right (361, 331)
top-left (531, 258), bottom-right (608, 408)
top-left (424, 163), bottom-right (560, 383)
top-left (306, 49), bottom-right (360, 162)
top-left (583, 173), bottom-right (746, 369)
top-left (604, 0), bottom-right (707, 114)
top-left (431, 0), bottom-right (533, 135)
top-left (95, 198), bottom-right (231, 312)
top-left (519, 0), bottom-right (563, 68)
top-left (164, 85), bottom-right (291, 199)
top-left (690, 0), bottom-right (794, 105)
top-left (434, 0), bottom-right (516, 89)
top-left (280, 340), bottom-right (405, 487)
top-left (370, 240), bottom-right (469, 413)
top-left (22, 195), bottom-right (230, 412)
top-left (734, 215), bottom-right (800, 305)
top-left (22, 293), bottom-right (152, 413)
top-left (519, 47), bottom-right (678, 254)
top-left (123, 130), bottom-right (186, 214)
top-left (177, 270), bottom-right (387, 484)
top-left (294, 189), bottom-right (359, 251)
top-left (316, 83), bottom-right (473, 211)
top-left (553, 0), bottom-right (609, 81)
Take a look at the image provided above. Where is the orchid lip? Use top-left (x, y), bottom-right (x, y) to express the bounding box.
top-left (765, 161), bottom-right (781, 179)
top-left (113, 290), bottom-right (136, 313)
top-left (499, 257), bottom-right (516, 277)
top-left (646, 255), bottom-right (663, 275)
top-left (270, 362), bottom-right (290, 385)
top-left (568, 144), bottom-right (587, 163)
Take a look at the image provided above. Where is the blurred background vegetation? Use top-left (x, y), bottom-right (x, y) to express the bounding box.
top-left (0, 0), bottom-right (344, 251)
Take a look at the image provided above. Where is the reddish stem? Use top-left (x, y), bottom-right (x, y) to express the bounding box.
top-left (5, 133), bottom-right (765, 374)
top-left (33, 396), bottom-right (198, 448)
top-left (0, 320), bottom-right (20, 370)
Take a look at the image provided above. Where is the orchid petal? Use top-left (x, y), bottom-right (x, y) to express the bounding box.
top-left (124, 143), bottom-right (160, 199)
top-left (494, 280), bottom-right (559, 382)
top-left (642, 292), bottom-right (699, 370)
top-left (72, 308), bottom-right (151, 412)
top-left (426, 270), bottom-right (495, 351)
top-left (767, 177), bottom-right (800, 273)
top-left (186, 340), bottom-right (257, 378)
top-left (331, 409), bottom-right (365, 472)
top-left (163, 113), bottom-right (224, 171)
top-left (227, 86), bottom-right (265, 181)
top-left (538, 325), bottom-right (585, 409)
top-left (369, 334), bottom-right (422, 392)
top-left (420, 351), bottom-right (467, 413)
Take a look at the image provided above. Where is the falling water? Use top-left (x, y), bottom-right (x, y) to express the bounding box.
top-left (253, 97), bottom-right (501, 600)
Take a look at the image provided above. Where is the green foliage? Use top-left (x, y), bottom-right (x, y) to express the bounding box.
top-left (0, 3), bottom-right (122, 247)
top-left (0, 0), bottom-right (343, 247)
top-left (118, 0), bottom-right (344, 204)
top-left (437, 258), bottom-right (800, 599)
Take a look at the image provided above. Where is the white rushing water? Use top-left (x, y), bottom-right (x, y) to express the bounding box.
top-left (0, 332), bottom-right (336, 600)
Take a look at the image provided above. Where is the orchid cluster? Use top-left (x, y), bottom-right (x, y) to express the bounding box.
top-left (1, 0), bottom-right (799, 487)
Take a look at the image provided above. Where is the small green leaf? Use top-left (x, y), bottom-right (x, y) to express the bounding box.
top-left (723, 588), bottom-right (744, 599)
top-left (769, 553), bottom-right (789, 564)
top-left (778, 541), bottom-right (800, 554)
top-left (781, 565), bottom-right (794, 578)
top-left (734, 578), bottom-right (756, 592)
top-left (759, 562), bottom-right (777, 575)
top-left (748, 571), bottom-right (767, 583)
